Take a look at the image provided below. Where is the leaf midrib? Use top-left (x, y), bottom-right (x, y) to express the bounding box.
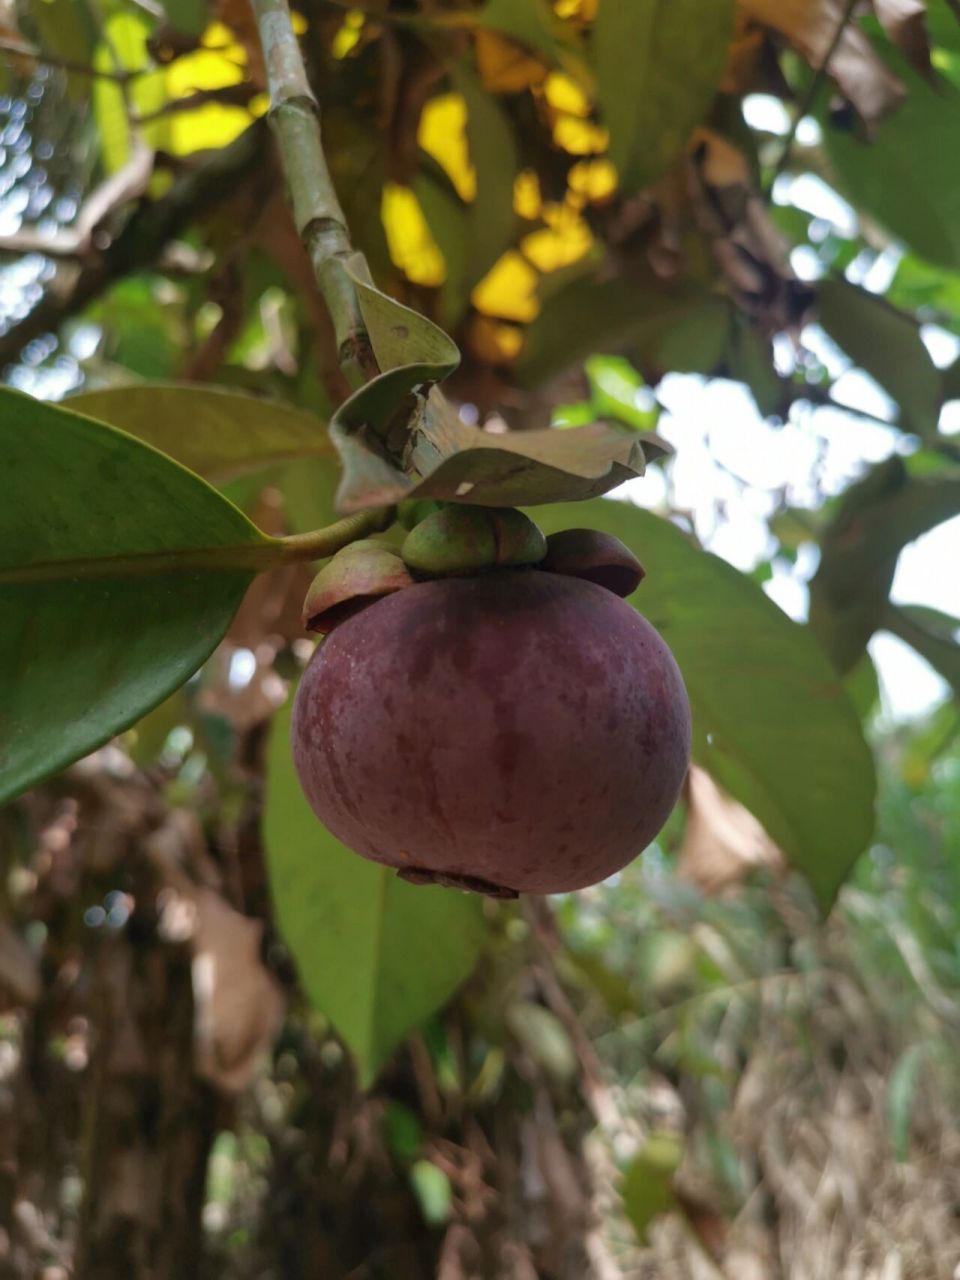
top-left (0, 539), bottom-right (283, 585)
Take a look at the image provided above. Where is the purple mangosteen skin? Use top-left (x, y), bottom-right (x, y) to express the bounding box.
top-left (291, 569), bottom-right (691, 895)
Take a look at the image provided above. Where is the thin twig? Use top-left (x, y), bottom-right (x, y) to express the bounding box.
top-left (251, 0), bottom-right (378, 389)
top-left (765, 0), bottom-right (860, 198)
top-left (0, 140), bottom-right (154, 257)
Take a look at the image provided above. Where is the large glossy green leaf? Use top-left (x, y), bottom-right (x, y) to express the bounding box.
top-left (533, 499), bottom-right (876, 908)
top-left (0, 388), bottom-right (272, 805)
top-left (824, 42), bottom-right (960, 270)
top-left (593, 0), bottom-right (735, 192)
top-left (264, 699), bottom-right (486, 1085)
top-left (817, 280), bottom-right (943, 438)
top-left (66, 384), bottom-right (333, 483)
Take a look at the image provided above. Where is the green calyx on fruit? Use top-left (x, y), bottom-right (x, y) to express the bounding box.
top-left (541, 528), bottom-right (644, 598)
top-left (302, 540), bottom-right (414, 634)
top-left (400, 505), bottom-right (547, 577)
top-left (299, 512), bottom-right (646, 640)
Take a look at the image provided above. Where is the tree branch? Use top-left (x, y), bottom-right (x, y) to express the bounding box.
top-left (251, 0), bottom-right (378, 389)
top-left (0, 122), bottom-right (269, 369)
top-left (0, 140), bottom-right (154, 257)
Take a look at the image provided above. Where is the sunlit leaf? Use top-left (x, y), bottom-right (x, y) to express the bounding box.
top-left (472, 250), bottom-right (541, 321)
top-left (66, 383), bottom-right (334, 484)
top-left (419, 94), bottom-right (477, 202)
top-left (381, 184), bottom-right (447, 287)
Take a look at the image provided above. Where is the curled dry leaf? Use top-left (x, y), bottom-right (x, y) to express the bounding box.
top-left (873, 0), bottom-right (932, 77)
top-left (741, 0), bottom-right (905, 122)
top-left (677, 765), bottom-right (784, 895)
top-left (146, 814), bottom-right (285, 1094)
top-left (329, 269), bottom-right (665, 513)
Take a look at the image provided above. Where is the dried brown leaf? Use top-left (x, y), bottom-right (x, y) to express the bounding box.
top-left (677, 765), bottom-right (784, 895)
top-left (740, 0), bottom-right (905, 121)
top-left (873, 0), bottom-right (932, 75)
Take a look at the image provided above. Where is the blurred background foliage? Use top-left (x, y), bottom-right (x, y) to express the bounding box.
top-left (1, 0), bottom-right (960, 1275)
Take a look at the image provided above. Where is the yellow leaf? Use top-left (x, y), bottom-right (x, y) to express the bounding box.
top-left (554, 0), bottom-right (597, 17)
top-left (381, 184), bottom-right (446, 287)
top-left (513, 169), bottom-right (542, 220)
top-left (332, 9), bottom-right (364, 59)
top-left (552, 114), bottom-right (608, 154)
top-left (475, 29), bottom-right (548, 92)
top-left (544, 71), bottom-right (591, 117)
top-left (521, 202), bottom-right (593, 271)
top-left (471, 251), bottom-right (540, 321)
top-left (419, 94), bottom-right (477, 202)
top-left (468, 315), bottom-right (524, 363)
top-left (163, 22), bottom-right (254, 156)
top-left (567, 157), bottom-right (618, 202)
top-left (93, 13), bottom-right (168, 172)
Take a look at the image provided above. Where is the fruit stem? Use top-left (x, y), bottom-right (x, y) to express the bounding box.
top-left (278, 507), bottom-right (396, 564)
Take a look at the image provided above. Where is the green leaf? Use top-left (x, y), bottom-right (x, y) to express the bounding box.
top-left (473, 0), bottom-right (566, 63)
top-left (450, 60), bottom-right (519, 292)
top-left (160, 0), bottom-right (208, 37)
top-left (883, 603), bottom-right (960, 697)
top-left (330, 274), bottom-right (662, 512)
top-left (621, 1131), bottom-right (683, 1242)
top-left (532, 499), bottom-right (877, 909)
top-left (824, 45), bottom-right (960, 270)
top-left (93, 13), bottom-right (170, 173)
top-left (584, 355), bottom-right (660, 432)
top-left (516, 276), bottom-right (731, 388)
top-left (384, 1102), bottom-right (423, 1161)
top-left (410, 1161), bottom-right (453, 1226)
top-left (887, 1041), bottom-right (934, 1162)
top-left (817, 279), bottom-right (943, 438)
top-left (505, 1002), bottom-right (577, 1082)
top-left (413, 170), bottom-right (472, 325)
top-left (594, 0), bottom-right (735, 192)
top-left (0, 388), bottom-right (270, 806)
top-left (263, 699), bottom-right (486, 1085)
top-left (886, 253), bottom-right (960, 339)
top-left (67, 384), bottom-right (334, 484)
top-left (810, 457), bottom-right (960, 673)
top-left (28, 0), bottom-right (98, 98)
top-left (726, 319), bottom-right (785, 418)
